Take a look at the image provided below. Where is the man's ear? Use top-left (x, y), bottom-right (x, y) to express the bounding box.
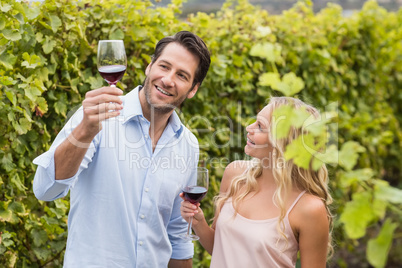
top-left (145, 64), bottom-right (151, 76)
top-left (187, 83), bottom-right (200, 99)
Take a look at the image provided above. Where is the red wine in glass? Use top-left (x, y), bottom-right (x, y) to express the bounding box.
top-left (179, 167), bottom-right (208, 241)
top-left (98, 65), bottom-right (126, 86)
top-left (183, 186), bottom-right (207, 204)
top-left (97, 40), bottom-right (127, 87)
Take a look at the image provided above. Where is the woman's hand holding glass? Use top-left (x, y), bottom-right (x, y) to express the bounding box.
top-left (178, 167), bottom-right (208, 241)
top-left (180, 193), bottom-right (206, 227)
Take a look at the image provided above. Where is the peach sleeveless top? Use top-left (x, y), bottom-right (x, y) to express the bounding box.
top-left (210, 191), bottom-right (305, 268)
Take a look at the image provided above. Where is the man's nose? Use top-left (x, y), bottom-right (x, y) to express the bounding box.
top-left (161, 72), bottom-right (175, 87)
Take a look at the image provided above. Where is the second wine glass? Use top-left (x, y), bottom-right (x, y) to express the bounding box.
top-left (179, 167), bottom-right (209, 241)
top-left (97, 40), bottom-right (127, 87)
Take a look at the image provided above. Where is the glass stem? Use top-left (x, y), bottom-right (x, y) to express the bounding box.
top-left (187, 216), bottom-right (193, 236)
top-left (108, 84), bottom-right (116, 112)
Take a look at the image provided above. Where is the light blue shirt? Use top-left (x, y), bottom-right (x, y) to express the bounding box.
top-left (33, 86), bottom-right (199, 267)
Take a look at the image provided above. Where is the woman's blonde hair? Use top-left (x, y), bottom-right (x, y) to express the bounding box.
top-left (213, 96), bottom-right (334, 257)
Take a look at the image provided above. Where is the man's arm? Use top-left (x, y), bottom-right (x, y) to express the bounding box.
top-left (168, 258), bottom-right (192, 268)
top-left (54, 87), bottom-right (123, 180)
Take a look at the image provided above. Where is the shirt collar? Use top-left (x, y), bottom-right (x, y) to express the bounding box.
top-left (121, 86), bottom-right (184, 136)
top-left (121, 85), bottom-right (143, 123)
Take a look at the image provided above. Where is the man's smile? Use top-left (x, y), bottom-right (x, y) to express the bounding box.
top-left (156, 86), bottom-right (173, 96)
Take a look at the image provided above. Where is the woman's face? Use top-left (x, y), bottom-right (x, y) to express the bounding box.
top-left (245, 105), bottom-right (274, 160)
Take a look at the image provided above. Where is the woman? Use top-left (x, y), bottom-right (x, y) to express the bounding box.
top-left (180, 97), bottom-right (333, 267)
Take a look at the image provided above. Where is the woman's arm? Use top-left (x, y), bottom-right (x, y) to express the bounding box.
top-left (180, 194), bottom-right (215, 254)
top-left (292, 195), bottom-right (329, 268)
top-left (180, 160), bottom-right (249, 254)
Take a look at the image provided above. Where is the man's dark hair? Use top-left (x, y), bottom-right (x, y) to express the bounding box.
top-left (152, 31), bottom-right (211, 88)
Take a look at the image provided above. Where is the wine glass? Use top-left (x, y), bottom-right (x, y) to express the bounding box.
top-left (97, 40), bottom-right (127, 87)
top-left (179, 167), bottom-right (209, 241)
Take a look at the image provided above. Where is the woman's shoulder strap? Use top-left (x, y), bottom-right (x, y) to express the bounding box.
top-left (286, 190), bottom-right (306, 216)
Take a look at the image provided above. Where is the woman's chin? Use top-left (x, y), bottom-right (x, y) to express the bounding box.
top-left (244, 146), bottom-right (251, 156)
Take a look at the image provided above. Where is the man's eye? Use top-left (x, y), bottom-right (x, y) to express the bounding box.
top-left (178, 73), bottom-right (187, 80)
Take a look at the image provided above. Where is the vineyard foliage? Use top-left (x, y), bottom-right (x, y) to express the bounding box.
top-left (0, 0), bottom-right (401, 267)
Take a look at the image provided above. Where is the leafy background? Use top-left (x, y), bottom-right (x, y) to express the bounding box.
top-left (0, 0), bottom-right (401, 267)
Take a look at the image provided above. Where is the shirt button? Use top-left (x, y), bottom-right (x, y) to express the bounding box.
top-left (139, 241), bottom-right (143, 246)
top-left (140, 214), bottom-right (145, 219)
top-left (145, 188), bottom-right (149, 192)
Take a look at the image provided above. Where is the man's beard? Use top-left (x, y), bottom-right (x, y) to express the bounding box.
top-left (142, 77), bottom-right (190, 114)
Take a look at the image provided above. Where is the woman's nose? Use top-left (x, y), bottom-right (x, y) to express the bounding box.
top-left (246, 124), bottom-right (254, 133)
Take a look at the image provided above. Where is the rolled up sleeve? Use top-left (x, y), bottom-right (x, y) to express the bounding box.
top-left (32, 106), bottom-right (97, 201)
top-left (168, 210), bottom-right (194, 260)
top-left (168, 142), bottom-right (199, 260)
top-left (33, 148), bottom-right (76, 201)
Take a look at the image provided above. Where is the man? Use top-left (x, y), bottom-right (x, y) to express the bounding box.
top-left (33, 31), bottom-right (211, 267)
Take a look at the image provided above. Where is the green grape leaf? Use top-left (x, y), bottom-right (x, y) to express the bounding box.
top-left (24, 86), bottom-right (42, 101)
top-left (49, 14), bottom-right (62, 33)
top-left (0, 232), bottom-right (15, 248)
top-left (12, 118), bottom-right (31, 135)
top-left (36, 97), bottom-right (49, 116)
top-left (0, 15), bottom-right (6, 30)
top-left (340, 168), bottom-right (374, 188)
top-left (255, 26), bottom-right (271, 37)
top-left (313, 144), bottom-right (339, 166)
top-left (8, 201), bottom-right (25, 215)
top-left (0, 52), bottom-right (17, 70)
top-left (367, 219), bottom-right (397, 268)
top-left (109, 29), bottom-right (124, 40)
top-left (340, 192), bottom-right (376, 239)
top-left (31, 229), bottom-right (48, 247)
top-left (284, 134), bottom-right (317, 169)
top-left (271, 105), bottom-right (311, 139)
top-left (0, 201), bottom-right (12, 222)
top-left (54, 100), bottom-right (67, 117)
top-left (0, 3), bottom-right (12, 12)
top-left (21, 52), bottom-right (42, 69)
top-left (24, 5), bottom-right (41, 21)
top-left (5, 91), bottom-right (17, 106)
top-left (374, 181), bottom-right (402, 204)
top-left (88, 76), bottom-right (104, 89)
top-left (36, 32), bottom-right (44, 42)
top-left (70, 77), bottom-right (80, 93)
top-left (43, 37), bottom-right (57, 54)
top-left (274, 72), bottom-right (305, 96)
top-left (373, 197), bottom-right (387, 219)
top-left (36, 67), bottom-right (49, 82)
top-left (250, 42), bottom-right (282, 63)
top-left (303, 111), bottom-right (327, 137)
top-left (33, 245), bottom-right (50, 261)
top-left (339, 141), bottom-right (366, 171)
top-left (258, 72), bottom-right (280, 88)
top-left (1, 29), bottom-right (22, 41)
top-left (1, 153), bottom-right (15, 172)
top-left (1, 76), bottom-right (16, 86)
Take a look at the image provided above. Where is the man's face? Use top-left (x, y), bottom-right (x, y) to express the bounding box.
top-left (141, 42), bottom-right (200, 114)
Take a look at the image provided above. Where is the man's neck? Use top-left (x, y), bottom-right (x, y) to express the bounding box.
top-left (138, 88), bottom-right (174, 151)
